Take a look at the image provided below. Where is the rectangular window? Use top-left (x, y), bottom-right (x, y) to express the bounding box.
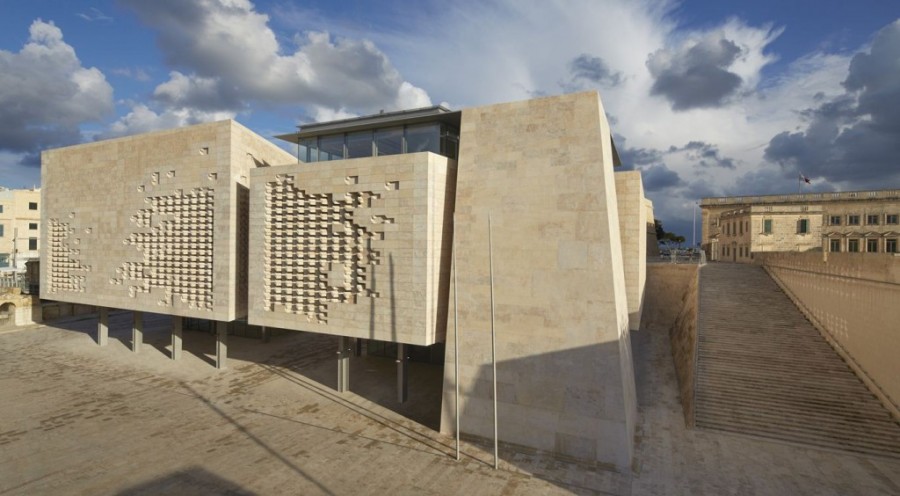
top-left (28, 202), bottom-right (37, 210)
top-left (0, 205), bottom-right (3, 213)
top-left (798, 219), bottom-right (809, 234)
top-left (29, 222), bottom-right (37, 230)
top-left (866, 214), bottom-right (880, 225)
top-left (345, 131), bottom-right (373, 159)
top-left (848, 239), bottom-right (859, 252)
top-left (299, 137), bottom-right (317, 163)
top-left (830, 239), bottom-right (841, 252)
top-left (374, 127), bottom-right (403, 156)
top-left (867, 239), bottom-right (878, 253)
top-left (887, 214), bottom-right (899, 225)
top-left (405, 123), bottom-right (441, 154)
top-left (888, 239), bottom-right (898, 253)
top-left (28, 238), bottom-right (37, 250)
top-left (829, 215), bottom-right (841, 225)
top-left (739, 221), bottom-right (743, 235)
top-left (848, 215), bottom-right (860, 225)
top-left (0, 253), bottom-right (8, 268)
top-left (317, 134), bottom-right (345, 161)
top-left (763, 219), bottom-right (772, 234)
top-left (0, 224), bottom-right (4, 237)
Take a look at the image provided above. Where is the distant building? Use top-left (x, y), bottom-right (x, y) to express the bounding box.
top-left (701, 189), bottom-right (900, 262)
top-left (0, 187), bottom-right (41, 270)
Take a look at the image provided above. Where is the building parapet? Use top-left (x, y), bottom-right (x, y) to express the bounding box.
top-left (701, 189), bottom-right (900, 206)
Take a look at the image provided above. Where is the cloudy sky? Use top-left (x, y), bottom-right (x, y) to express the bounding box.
top-left (1, 0), bottom-right (899, 239)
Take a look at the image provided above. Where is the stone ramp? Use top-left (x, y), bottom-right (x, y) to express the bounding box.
top-left (695, 263), bottom-right (900, 458)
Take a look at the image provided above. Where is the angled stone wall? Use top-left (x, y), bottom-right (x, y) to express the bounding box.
top-left (615, 171), bottom-right (648, 331)
top-left (440, 92), bottom-right (637, 469)
top-left (247, 153), bottom-right (455, 346)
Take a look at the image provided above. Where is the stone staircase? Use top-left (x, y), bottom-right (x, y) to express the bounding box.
top-left (695, 263), bottom-right (900, 458)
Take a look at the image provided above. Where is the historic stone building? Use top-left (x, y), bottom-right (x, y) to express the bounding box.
top-left (42, 91), bottom-right (652, 470)
top-left (701, 189), bottom-right (900, 261)
top-left (0, 187), bottom-right (41, 270)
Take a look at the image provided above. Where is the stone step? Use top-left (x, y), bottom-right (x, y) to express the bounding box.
top-left (692, 263), bottom-right (900, 456)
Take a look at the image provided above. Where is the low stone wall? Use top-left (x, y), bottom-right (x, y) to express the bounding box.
top-left (643, 264), bottom-right (698, 330)
top-left (644, 264), bottom-right (699, 426)
top-left (757, 252), bottom-right (900, 417)
top-left (0, 288), bottom-right (42, 328)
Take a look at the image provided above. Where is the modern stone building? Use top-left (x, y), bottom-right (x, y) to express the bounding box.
top-left (40, 120), bottom-right (295, 362)
top-left (701, 189), bottom-right (900, 261)
top-left (0, 187), bottom-right (41, 270)
top-left (42, 91), bottom-right (652, 470)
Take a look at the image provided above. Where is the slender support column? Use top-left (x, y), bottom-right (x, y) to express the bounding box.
top-left (97, 307), bottom-right (109, 347)
top-left (216, 321), bottom-right (228, 370)
top-left (171, 316), bottom-right (183, 360)
top-left (489, 213), bottom-right (499, 470)
top-left (337, 336), bottom-right (350, 392)
top-left (261, 325), bottom-right (270, 343)
top-left (397, 342), bottom-right (408, 404)
top-left (132, 311), bottom-right (143, 353)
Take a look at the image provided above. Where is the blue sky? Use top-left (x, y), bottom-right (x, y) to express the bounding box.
top-left (1, 0), bottom-right (899, 239)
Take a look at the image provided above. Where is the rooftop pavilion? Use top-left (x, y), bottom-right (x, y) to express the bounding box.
top-left (276, 105), bottom-right (462, 162)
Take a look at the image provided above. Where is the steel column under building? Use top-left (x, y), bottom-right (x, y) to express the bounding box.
top-left (97, 307), bottom-right (108, 347)
top-left (132, 311), bottom-right (143, 353)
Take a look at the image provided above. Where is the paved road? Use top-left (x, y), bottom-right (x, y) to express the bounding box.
top-left (0, 313), bottom-right (898, 495)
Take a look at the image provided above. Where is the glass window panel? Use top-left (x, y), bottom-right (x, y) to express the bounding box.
top-left (441, 125), bottom-right (459, 159)
top-left (375, 127), bottom-right (403, 156)
top-left (318, 135), bottom-right (345, 161)
top-left (346, 131), bottom-right (373, 158)
top-left (405, 124), bottom-right (440, 154)
top-left (299, 138), bottom-right (317, 162)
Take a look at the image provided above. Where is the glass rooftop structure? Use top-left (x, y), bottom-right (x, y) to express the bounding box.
top-left (276, 106), bottom-right (462, 163)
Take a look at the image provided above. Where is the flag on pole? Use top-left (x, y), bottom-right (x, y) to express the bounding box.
top-left (799, 173), bottom-right (811, 184)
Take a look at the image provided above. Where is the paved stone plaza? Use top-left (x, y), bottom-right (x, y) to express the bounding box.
top-left (1, 314), bottom-right (898, 495)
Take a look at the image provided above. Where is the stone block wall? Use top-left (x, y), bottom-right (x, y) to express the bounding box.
top-left (440, 91), bottom-right (637, 469)
top-left (40, 120), bottom-right (294, 321)
top-left (758, 251), bottom-right (900, 416)
top-left (615, 171), bottom-right (648, 331)
top-left (247, 153), bottom-right (455, 346)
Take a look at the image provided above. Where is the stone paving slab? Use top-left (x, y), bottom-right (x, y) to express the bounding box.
top-left (0, 314), bottom-right (898, 495)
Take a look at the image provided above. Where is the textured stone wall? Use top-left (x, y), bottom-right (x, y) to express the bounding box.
top-left (248, 153), bottom-right (455, 346)
top-left (40, 120), bottom-right (294, 321)
top-left (440, 92), bottom-right (637, 469)
top-left (615, 171), bottom-right (648, 331)
top-left (758, 252), bottom-right (900, 416)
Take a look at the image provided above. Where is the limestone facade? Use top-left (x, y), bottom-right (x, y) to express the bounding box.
top-left (40, 91), bottom-right (651, 470)
top-left (40, 120), bottom-right (295, 321)
top-left (701, 189), bottom-right (900, 261)
top-left (616, 171), bottom-right (648, 331)
top-left (0, 188), bottom-right (41, 270)
top-left (247, 152), bottom-right (455, 346)
top-left (440, 92), bottom-right (637, 469)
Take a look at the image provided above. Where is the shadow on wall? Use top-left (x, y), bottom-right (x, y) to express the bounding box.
top-left (115, 466), bottom-right (256, 495)
top-left (447, 340), bottom-right (633, 471)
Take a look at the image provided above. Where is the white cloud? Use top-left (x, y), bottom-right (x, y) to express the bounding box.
top-left (103, 104), bottom-right (235, 139)
top-left (119, 0), bottom-right (431, 118)
top-left (0, 20), bottom-right (113, 156)
top-left (374, 0), bottom-right (857, 235)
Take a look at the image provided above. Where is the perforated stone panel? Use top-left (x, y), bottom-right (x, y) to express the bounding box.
top-left (40, 120), bottom-right (295, 320)
top-left (248, 153), bottom-right (455, 346)
top-left (110, 187), bottom-right (215, 311)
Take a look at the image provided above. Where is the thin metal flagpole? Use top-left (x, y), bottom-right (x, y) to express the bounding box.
top-left (454, 217), bottom-right (460, 462)
top-left (489, 212), bottom-right (498, 470)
